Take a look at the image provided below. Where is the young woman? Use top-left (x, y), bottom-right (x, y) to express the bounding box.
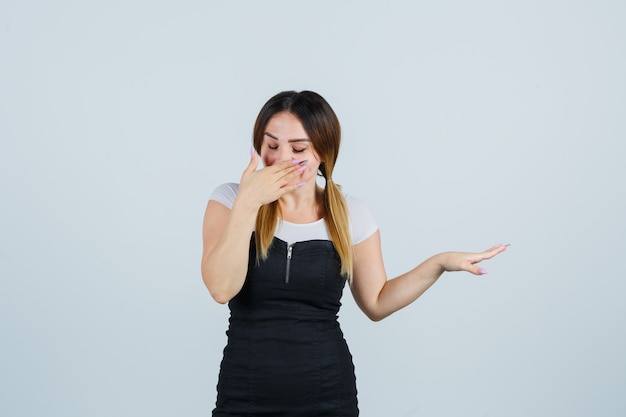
top-left (201, 90), bottom-right (508, 416)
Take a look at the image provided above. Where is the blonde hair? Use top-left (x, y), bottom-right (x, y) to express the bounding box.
top-left (252, 91), bottom-right (353, 281)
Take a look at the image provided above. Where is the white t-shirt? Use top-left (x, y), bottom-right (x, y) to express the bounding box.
top-left (209, 183), bottom-right (378, 245)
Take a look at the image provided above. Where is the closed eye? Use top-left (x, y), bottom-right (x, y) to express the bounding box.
top-left (267, 144), bottom-right (306, 153)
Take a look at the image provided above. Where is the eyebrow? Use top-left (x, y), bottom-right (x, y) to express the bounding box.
top-left (264, 132), bottom-right (311, 143)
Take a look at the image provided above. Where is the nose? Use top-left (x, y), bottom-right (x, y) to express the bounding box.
top-left (263, 146), bottom-right (293, 166)
top-left (276, 147), bottom-right (293, 162)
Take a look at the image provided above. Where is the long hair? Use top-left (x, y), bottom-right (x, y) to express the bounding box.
top-left (252, 91), bottom-right (353, 280)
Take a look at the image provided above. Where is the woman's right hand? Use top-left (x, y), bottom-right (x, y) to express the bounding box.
top-left (237, 148), bottom-right (305, 207)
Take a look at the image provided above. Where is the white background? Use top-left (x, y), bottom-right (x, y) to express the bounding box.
top-left (1, 1), bottom-right (625, 416)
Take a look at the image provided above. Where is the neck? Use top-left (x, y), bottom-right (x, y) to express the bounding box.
top-left (278, 184), bottom-right (325, 223)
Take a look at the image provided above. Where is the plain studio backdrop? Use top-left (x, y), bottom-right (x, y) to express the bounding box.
top-left (1, 1), bottom-right (624, 416)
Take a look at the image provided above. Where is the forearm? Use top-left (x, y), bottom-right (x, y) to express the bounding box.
top-left (353, 232), bottom-right (508, 321)
top-left (369, 253), bottom-right (447, 321)
top-left (201, 199), bottom-right (259, 304)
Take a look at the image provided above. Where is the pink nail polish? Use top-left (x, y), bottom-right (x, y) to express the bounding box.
top-left (292, 159), bottom-right (302, 164)
top-left (478, 268), bottom-right (488, 275)
top-left (297, 182), bottom-right (306, 188)
top-left (250, 146), bottom-right (255, 157)
top-left (297, 166), bottom-right (305, 173)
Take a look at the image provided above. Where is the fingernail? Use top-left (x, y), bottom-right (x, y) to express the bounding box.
top-left (478, 268), bottom-right (488, 275)
top-left (299, 160), bottom-right (308, 165)
top-left (250, 146), bottom-right (255, 157)
top-left (297, 182), bottom-right (306, 188)
top-left (297, 166), bottom-right (306, 173)
top-left (292, 159), bottom-right (302, 164)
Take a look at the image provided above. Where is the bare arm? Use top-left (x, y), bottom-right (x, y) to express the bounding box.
top-left (201, 198), bottom-right (258, 304)
top-left (350, 230), bottom-right (508, 321)
top-left (201, 153), bottom-right (304, 304)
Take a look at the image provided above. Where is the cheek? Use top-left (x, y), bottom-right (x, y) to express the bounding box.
top-left (262, 154), bottom-right (276, 167)
top-left (303, 161), bottom-right (321, 177)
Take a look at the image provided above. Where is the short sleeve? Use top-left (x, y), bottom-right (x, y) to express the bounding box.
top-left (209, 183), bottom-right (239, 209)
top-left (346, 195), bottom-right (378, 245)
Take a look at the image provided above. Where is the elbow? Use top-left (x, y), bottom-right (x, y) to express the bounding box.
top-left (357, 300), bottom-right (391, 322)
top-left (202, 271), bottom-right (244, 305)
top-left (364, 309), bottom-right (390, 322)
top-left (211, 292), bottom-right (231, 305)
top-left (368, 314), bottom-right (387, 322)
top-left (204, 282), bottom-right (233, 305)
top-left (205, 281), bottom-right (232, 304)
top-left (202, 271), bottom-right (232, 305)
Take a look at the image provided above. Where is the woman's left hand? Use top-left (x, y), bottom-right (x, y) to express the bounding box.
top-left (439, 244), bottom-right (509, 275)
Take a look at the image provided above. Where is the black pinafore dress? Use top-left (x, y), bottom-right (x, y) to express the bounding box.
top-left (212, 236), bottom-right (358, 416)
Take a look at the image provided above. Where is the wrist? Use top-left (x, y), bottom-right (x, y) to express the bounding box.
top-left (231, 197), bottom-right (261, 225)
top-left (232, 193), bottom-right (262, 213)
top-left (430, 252), bottom-right (450, 274)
